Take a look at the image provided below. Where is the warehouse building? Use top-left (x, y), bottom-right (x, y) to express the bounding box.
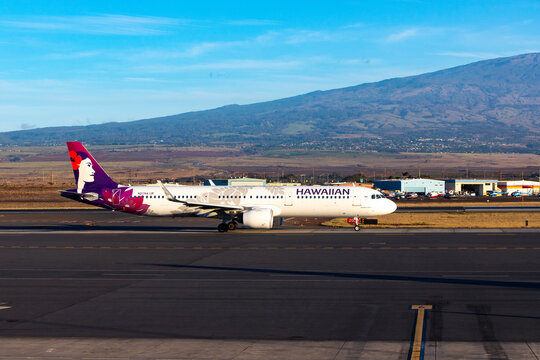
top-left (498, 180), bottom-right (540, 195)
top-left (373, 179), bottom-right (445, 194)
top-left (204, 177), bottom-right (267, 186)
top-left (445, 179), bottom-right (497, 196)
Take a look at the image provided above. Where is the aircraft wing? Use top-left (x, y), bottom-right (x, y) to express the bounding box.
top-left (157, 180), bottom-right (244, 211)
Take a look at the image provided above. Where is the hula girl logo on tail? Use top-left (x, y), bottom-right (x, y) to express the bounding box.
top-left (69, 150), bottom-right (96, 193)
top-left (66, 142), bottom-right (118, 195)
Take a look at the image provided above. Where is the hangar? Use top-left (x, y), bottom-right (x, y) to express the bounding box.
top-left (498, 180), bottom-right (540, 195)
top-left (445, 179), bottom-right (497, 196)
top-left (373, 179), bottom-right (445, 194)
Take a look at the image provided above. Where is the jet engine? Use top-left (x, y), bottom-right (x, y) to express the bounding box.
top-left (241, 208), bottom-right (273, 229)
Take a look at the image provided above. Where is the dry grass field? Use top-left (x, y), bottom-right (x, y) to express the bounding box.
top-left (322, 212), bottom-right (540, 228)
top-left (1, 145), bottom-right (539, 187)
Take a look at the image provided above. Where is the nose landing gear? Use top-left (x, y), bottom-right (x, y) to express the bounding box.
top-left (353, 217), bottom-right (361, 231)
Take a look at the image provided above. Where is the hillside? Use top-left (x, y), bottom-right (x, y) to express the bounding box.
top-left (1, 53), bottom-right (539, 153)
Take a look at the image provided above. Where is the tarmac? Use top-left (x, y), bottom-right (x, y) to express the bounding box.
top-left (0, 210), bottom-right (539, 359)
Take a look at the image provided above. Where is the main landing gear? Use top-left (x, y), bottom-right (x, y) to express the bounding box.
top-left (217, 221), bottom-right (238, 232)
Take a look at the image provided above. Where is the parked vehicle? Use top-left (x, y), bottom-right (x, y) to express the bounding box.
top-left (426, 191), bottom-right (444, 199)
top-left (405, 192), bottom-right (418, 199)
top-left (511, 191), bottom-right (530, 197)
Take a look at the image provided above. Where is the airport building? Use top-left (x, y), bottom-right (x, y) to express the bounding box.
top-left (373, 179), bottom-right (445, 194)
top-left (444, 179), bottom-right (497, 195)
top-left (266, 182), bottom-right (301, 186)
top-left (497, 180), bottom-right (540, 195)
top-left (204, 177), bottom-right (267, 186)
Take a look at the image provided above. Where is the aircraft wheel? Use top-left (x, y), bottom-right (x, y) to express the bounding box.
top-left (218, 223), bottom-right (229, 232)
top-left (354, 225), bottom-right (361, 231)
top-left (227, 222), bottom-right (237, 231)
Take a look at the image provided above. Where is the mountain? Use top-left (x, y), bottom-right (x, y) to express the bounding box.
top-left (1, 53), bottom-right (539, 153)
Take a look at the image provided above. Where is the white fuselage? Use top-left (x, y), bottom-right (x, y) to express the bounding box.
top-left (123, 185), bottom-right (397, 218)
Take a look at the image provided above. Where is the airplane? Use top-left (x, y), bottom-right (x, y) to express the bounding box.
top-left (60, 142), bottom-right (397, 232)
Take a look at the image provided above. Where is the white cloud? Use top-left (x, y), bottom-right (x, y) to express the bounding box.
top-left (285, 30), bottom-right (334, 44)
top-left (136, 59), bottom-right (302, 73)
top-left (0, 14), bottom-right (185, 35)
top-left (437, 51), bottom-right (502, 59)
top-left (124, 77), bottom-right (169, 83)
top-left (183, 41), bottom-right (245, 57)
top-left (45, 50), bottom-right (102, 60)
top-left (385, 28), bottom-right (418, 42)
top-left (343, 23), bottom-right (365, 29)
top-left (223, 19), bottom-right (280, 26)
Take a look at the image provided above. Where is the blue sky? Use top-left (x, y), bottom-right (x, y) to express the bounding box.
top-left (0, 0), bottom-right (538, 132)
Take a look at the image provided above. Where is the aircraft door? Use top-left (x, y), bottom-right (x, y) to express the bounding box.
top-left (352, 189), bottom-right (363, 206)
top-left (285, 193), bottom-right (293, 206)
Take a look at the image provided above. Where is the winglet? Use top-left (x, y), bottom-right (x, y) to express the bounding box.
top-left (157, 180), bottom-right (183, 203)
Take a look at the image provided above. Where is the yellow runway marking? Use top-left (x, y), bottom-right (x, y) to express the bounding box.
top-left (409, 305), bottom-right (432, 360)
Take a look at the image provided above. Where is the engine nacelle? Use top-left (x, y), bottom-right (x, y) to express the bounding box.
top-left (241, 208), bottom-right (273, 229)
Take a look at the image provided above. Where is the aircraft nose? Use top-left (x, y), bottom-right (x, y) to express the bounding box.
top-left (386, 199), bottom-right (397, 214)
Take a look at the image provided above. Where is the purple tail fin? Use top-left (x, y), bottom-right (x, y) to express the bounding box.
top-left (67, 142), bottom-right (118, 193)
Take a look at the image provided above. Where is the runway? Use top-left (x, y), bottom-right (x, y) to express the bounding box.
top-left (0, 212), bottom-right (539, 359)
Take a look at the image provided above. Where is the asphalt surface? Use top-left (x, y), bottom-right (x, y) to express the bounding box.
top-left (0, 211), bottom-right (539, 359)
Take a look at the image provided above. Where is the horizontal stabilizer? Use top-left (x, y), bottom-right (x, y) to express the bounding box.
top-left (58, 190), bottom-right (99, 201)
